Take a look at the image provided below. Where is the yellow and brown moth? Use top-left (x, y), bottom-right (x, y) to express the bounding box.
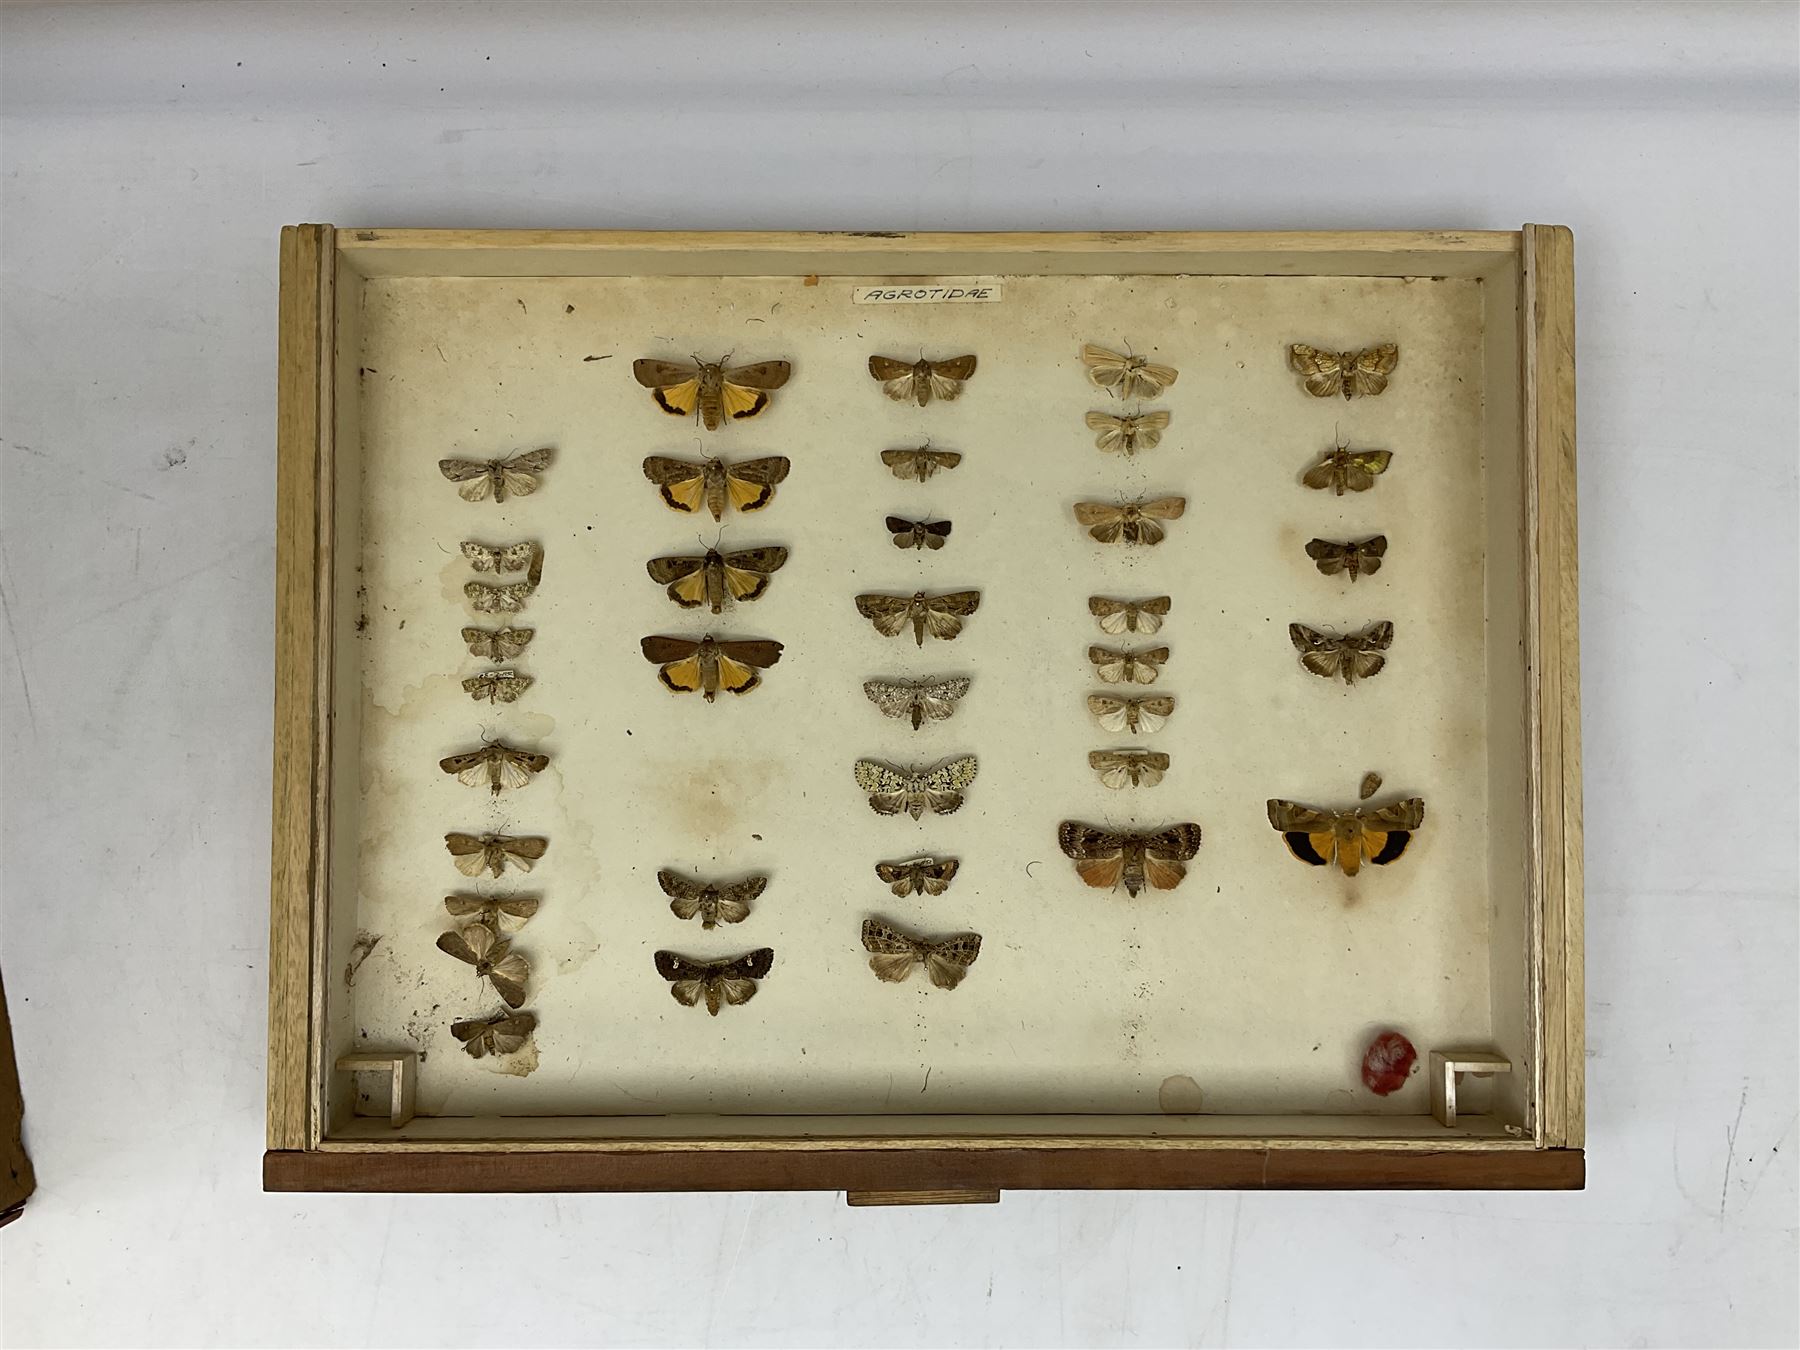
top-left (1073, 496), bottom-right (1186, 546)
top-left (1303, 441), bottom-right (1393, 495)
top-left (437, 447), bottom-right (554, 503)
top-left (1290, 621), bottom-right (1394, 684)
top-left (1288, 343), bottom-right (1399, 399)
top-left (1086, 408), bottom-right (1171, 455)
top-left (464, 580), bottom-right (536, 614)
top-left (868, 353), bottom-right (978, 406)
top-left (656, 868), bottom-right (766, 929)
top-left (1086, 693), bottom-right (1175, 734)
top-left (450, 1009), bottom-right (537, 1059)
top-left (640, 634), bottom-right (783, 700)
top-left (854, 590), bottom-right (981, 647)
top-left (853, 755), bottom-right (979, 819)
top-left (438, 740), bottom-right (550, 795)
top-left (1088, 748), bottom-right (1170, 789)
top-left (1306, 535), bottom-right (1388, 582)
top-left (1089, 644), bottom-right (1168, 685)
top-left (874, 855), bottom-right (960, 897)
top-left (632, 357), bottom-right (792, 430)
top-left (645, 546), bottom-right (789, 614)
top-left (863, 676), bottom-right (971, 730)
top-left (1266, 794), bottom-right (1425, 876)
top-left (887, 516), bottom-right (953, 550)
top-left (880, 445), bottom-right (963, 481)
top-left (462, 626), bottom-right (534, 661)
top-left (444, 894), bottom-right (540, 933)
top-left (1081, 344), bottom-right (1179, 399)
top-left (1058, 821), bottom-right (1202, 897)
top-left (654, 948), bottom-right (774, 1016)
top-left (1089, 595), bottom-right (1170, 636)
top-left (860, 919), bottom-right (982, 990)
top-left (461, 670), bottom-right (533, 704)
top-left (641, 454), bottom-right (790, 520)
top-left (435, 919), bottom-right (530, 1008)
top-left (444, 832), bottom-right (547, 878)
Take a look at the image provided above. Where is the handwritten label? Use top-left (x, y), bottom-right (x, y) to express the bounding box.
top-left (852, 281), bottom-right (1004, 305)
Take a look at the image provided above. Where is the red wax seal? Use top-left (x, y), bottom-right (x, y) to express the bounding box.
top-left (1361, 1031), bottom-right (1417, 1095)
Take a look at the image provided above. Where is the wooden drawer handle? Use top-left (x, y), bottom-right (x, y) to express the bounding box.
top-left (845, 1188), bottom-right (1001, 1207)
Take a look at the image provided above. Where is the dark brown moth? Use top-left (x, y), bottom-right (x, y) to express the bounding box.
top-left (1088, 644), bottom-right (1169, 685)
top-left (1303, 441), bottom-right (1393, 494)
top-left (444, 832), bottom-right (547, 878)
top-left (438, 740), bottom-right (550, 794)
top-left (450, 1009), bottom-right (536, 1059)
top-left (1266, 795), bottom-right (1425, 876)
top-left (854, 590), bottom-right (981, 646)
top-left (1289, 343), bottom-right (1399, 399)
top-left (657, 868), bottom-right (766, 929)
top-left (462, 626), bottom-right (534, 661)
top-left (874, 855), bottom-right (960, 897)
top-left (444, 894), bottom-right (540, 932)
top-left (1088, 748), bottom-right (1170, 789)
top-left (1086, 693), bottom-right (1175, 734)
top-left (887, 516), bottom-right (953, 551)
top-left (437, 447), bottom-right (554, 503)
top-left (435, 920), bottom-right (530, 1008)
top-left (1073, 496), bottom-right (1186, 545)
top-left (880, 445), bottom-right (963, 481)
top-left (640, 634), bottom-right (783, 700)
top-left (860, 919), bottom-right (982, 990)
top-left (641, 454), bottom-right (790, 520)
top-left (632, 357), bottom-right (792, 430)
top-left (1089, 595), bottom-right (1170, 636)
top-left (863, 676), bottom-right (971, 729)
top-left (645, 546), bottom-right (789, 614)
top-left (461, 670), bottom-right (533, 704)
top-left (1306, 535), bottom-right (1388, 581)
top-left (1058, 821), bottom-right (1202, 897)
top-left (654, 948), bottom-right (775, 1015)
top-left (1290, 621), bottom-right (1394, 684)
top-left (868, 354), bottom-right (978, 406)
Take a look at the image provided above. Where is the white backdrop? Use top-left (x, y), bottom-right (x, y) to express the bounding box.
top-left (1, 3), bottom-right (1795, 1347)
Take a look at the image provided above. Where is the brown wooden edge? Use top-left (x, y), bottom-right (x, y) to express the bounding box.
top-left (269, 223), bottom-right (335, 1151)
top-left (265, 1146), bottom-right (1584, 1194)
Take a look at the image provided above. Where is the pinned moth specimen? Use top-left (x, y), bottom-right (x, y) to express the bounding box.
top-left (632, 357), bottom-right (792, 429)
top-left (654, 948), bottom-right (775, 1015)
top-left (1081, 344), bottom-right (1179, 399)
top-left (462, 626), bottom-right (534, 661)
top-left (1086, 409), bottom-right (1170, 456)
top-left (642, 454), bottom-right (790, 520)
top-left (451, 1009), bottom-right (537, 1059)
top-left (853, 755), bottom-right (979, 819)
top-left (1303, 441), bottom-right (1393, 495)
top-left (1087, 693), bottom-right (1175, 734)
top-left (1089, 645), bottom-right (1168, 685)
top-left (860, 919), bottom-right (982, 990)
top-left (1288, 343), bottom-right (1398, 399)
top-left (1089, 748), bottom-right (1170, 789)
top-left (854, 590), bottom-right (981, 647)
top-left (438, 740), bottom-right (550, 795)
top-left (1360, 771), bottom-right (1383, 800)
top-left (657, 868), bottom-right (767, 929)
top-left (1306, 535), bottom-right (1388, 582)
top-left (464, 580), bottom-right (536, 614)
top-left (462, 670), bottom-right (533, 704)
top-left (444, 894), bottom-right (540, 933)
top-left (437, 447), bottom-right (554, 503)
top-left (645, 546), bottom-right (789, 614)
top-left (444, 831), bottom-right (547, 878)
top-left (1266, 793), bottom-right (1425, 876)
top-left (640, 634), bottom-right (783, 700)
top-left (880, 445), bottom-right (963, 481)
top-left (461, 540), bottom-right (543, 586)
top-left (1058, 821), bottom-right (1202, 897)
top-left (867, 353), bottom-right (978, 406)
top-left (435, 919), bottom-right (530, 1008)
top-left (863, 676), bottom-right (971, 730)
top-left (875, 855), bottom-right (960, 897)
top-left (1290, 621), bottom-right (1394, 684)
top-left (1089, 595), bottom-right (1170, 636)
top-left (1073, 497), bottom-right (1186, 546)
top-left (887, 516), bottom-right (952, 551)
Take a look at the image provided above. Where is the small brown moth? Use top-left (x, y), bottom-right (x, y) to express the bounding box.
top-left (1058, 821), bottom-right (1202, 897)
top-left (444, 894), bottom-right (540, 933)
top-left (863, 676), bottom-right (971, 730)
top-left (645, 546), bottom-right (789, 614)
top-left (451, 1009), bottom-right (537, 1059)
top-left (657, 868), bottom-right (766, 929)
top-left (1081, 344), bottom-right (1179, 399)
top-left (854, 590), bottom-right (981, 646)
top-left (1089, 595), bottom-right (1170, 636)
top-left (464, 580), bottom-right (536, 614)
top-left (444, 832), bottom-right (547, 878)
top-left (1073, 497), bottom-right (1186, 546)
top-left (1088, 748), bottom-right (1170, 789)
top-left (462, 626), bottom-right (534, 661)
top-left (640, 634), bottom-right (783, 700)
top-left (868, 354), bottom-right (978, 405)
top-left (1086, 409), bottom-right (1171, 455)
top-left (641, 454), bottom-right (790, 520)
top-left (1266, 795), bottom-right (1425, 876)
top-left (632, 357), bottom-right (792, 429)
top-left (1303, 441), bottom-right (1393, 494)
top-left (1290, 621), bottom-right (1394, 684)
top-left (437, 447), bottom-right (554, 503)
top-left (1360, 771), bottom-right (1383, 800)
top-left (1289, 343), bottom-right (1399, 399)
top-left (860, 919), bottom-right (982, 990)
top-left (880, 445), bottom-right (963, 481)
top-left (654, 948), bottom-right (774, 1015)
top-left (460, 540), bottom-right (543, 585)
top-left (853, 756), bottom-right (979, 819)
top-left (461, 670), bottom-right (533, 704)
top-left (1089, 645), bottom-right (1168, 685)
top-left (874, 855), bottom-right (960, 897)
top-left (1306, 535), bottom-right (1388, 581)
top-left (435, 920), bottom-right (530, 1008)
top-left (438, 740), bottom-right (550, 794)
top-left (1087, 693), bottom-right (1175, 734)
top-left (887, 516), bottom-right (953, 550)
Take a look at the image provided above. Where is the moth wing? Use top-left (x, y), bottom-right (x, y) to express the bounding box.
top-left (642, 456), bottom-right (708, 513)
top-left (879, 449), bottom-right (922, 478)
top-left (710, 652), bottom-right (763, 696)
top-left (439, 459), bottom-right (495, 501)
top-left (1303, 457), bottom-right (1340, 492)
top-left (719, 380), bottom-right (771, 421)
top-left (1359, 535), bottom-right (1389, 576)
top-left (652, 380), bottom-right (701, 418)
top-left (924, 934), bottom-right (981, 989)
top-left (1136, 751), bottom-right (1171, 787)
top-left (927, 355), bottom-right (977, 401)
top-left (1306, 539), bottom-right (1349, 574)
top-left (854, 759), bottom-right (908, 795)
top-left (860, 919), bottom-right (921, 957)
top-left (438, 749), bottom-right (490, 788)
top-left (1289, 343), bottom-right (1346, 397)
top-left (1058, 821), bottom-right (1122, 859)
top-left (494, 673), bottom-right (532, 703)
top-left (634, 358), bottom-right (699, 390)
top-left (716, 639), bottom-right (783, 670)
top-left (500, 836), bottom-right (547, 871)
top-left (1142, 853), bottom-right (1190, 891)
top-left (1081, 344), bottom-right (1131, 392)
top-left (712, 878), bottom-right (763, 925)
top-left (668, 895), bottom-right (703, 921)
top-left (657, 869), bottom-right (703, 903)
top-left (721, 547), bottom-right (788, 602)
top-left (1145, 822), bottom-right (1203, 862)
top-left (1088, 597), bottom-right (1130, 634)
top-left (444, 833), bottom-right (490, 876)
top-left (488, 953), bottom-right (531, 1008)
top-left (1073, 854), bottom-right (1125, 889)
top-left (1130, 410), bottom-right (1171, 452)
top-left (1130, 362), bottom-right (1179, 397)
top-left (498, 627), bottom-right (534, 659)
top-left (734, 947), bottom-right (776, 980)
top-left (1086, 411), bottom-right (1129, 454)
top-left (1289, 624), bottom-right (1345, 680)
top-left (868, 355), bottom-right (919, 402)
top-left (721, 359), bottom-right (791, 391)
top-left (874, 860), bottom-right (911, 893)
top-left (435, 928), bottom-right (480, 965)
top-left (640, 634), bottom-right (699, 664)
top-left (917, 676), bottom-right (970, 721)
top-left (499, 464), bottom-right (546, 500)
top-left (1074, 501), bottom-right (1123, 527)
top-left (498, 748), bottom-right (547, 790)
top-left (922, 592), bottom-right (979, 642)
top-left (1340, 451), bottom-right (1392, 493)
top-left (1087, 694), bottom-right (1129, 731)
top-left (1368, 797), bottom-right (1425, 831)
top-left (863, 679), bottom-right (917, 721)
top-left (1130, 597), bottom-right (1169, 634)
top-left (646, 555), bottom-right (708, 606)
top-left (723, 456), bottom-right (790, 513)
top-left (1350, 343), bottom-right (1399, 397)
top-left (1089, 645), bottom-right (1128, 683)
top-left (1138, 496), bottom-right (1186, 520)
top-left (866, 952), bottom-right (917, 982)
top-left (1135, 695), bottom-right (1174, 732)
top-left (1089, 751), bottom-right (1136, 790)
top-left (856, 594), bottom-right (913, 637)
top-left (934, 755), bottom-right (979, 790)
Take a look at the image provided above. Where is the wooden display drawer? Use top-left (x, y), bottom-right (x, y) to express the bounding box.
top-left (267, 227), bottom-right (1582, 1198)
